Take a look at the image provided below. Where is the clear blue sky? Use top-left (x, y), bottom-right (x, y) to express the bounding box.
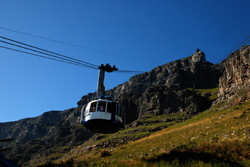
top-left (0, 0), bottom-right (250, 123)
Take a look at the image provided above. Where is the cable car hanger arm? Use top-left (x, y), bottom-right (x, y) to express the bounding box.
top-left (96, 64), bottom-right (118, 98)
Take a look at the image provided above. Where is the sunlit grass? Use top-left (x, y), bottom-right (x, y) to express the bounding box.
top-left (188, 86), bottom-right (219, 101)
top-left (35, 86), bottom-right (250, 167)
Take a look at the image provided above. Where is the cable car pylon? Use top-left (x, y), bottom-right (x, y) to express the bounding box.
top-left (80, 64), bottom-right (126, 133)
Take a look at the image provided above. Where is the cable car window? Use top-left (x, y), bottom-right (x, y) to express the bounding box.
top-left (116, 104), bottom-right (119, 116)
top-left (90, 102), bottom-right (97, 112)
top-left (120, 108), bottom-right (124, 120)
top-left (107, 102), bottom-right (116, 115)
top-left (97, 101), bottom-right (106, 112)
top-left (83, 105), bottom-right (88, 115)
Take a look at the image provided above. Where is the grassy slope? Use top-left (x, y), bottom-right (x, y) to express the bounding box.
top-left (35, 87), bottom-right (250, 167)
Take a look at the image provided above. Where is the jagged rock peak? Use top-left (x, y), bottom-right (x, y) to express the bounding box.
top-left (173, 49), bottom-right (206, 67)
top-left (192, 48), bottom-right (206, 63)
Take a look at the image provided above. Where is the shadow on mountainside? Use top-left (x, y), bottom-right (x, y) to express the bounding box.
top-left (143, 151), bottom-right (244, 167)
top-left (37, 151), bottom-right (243, 167)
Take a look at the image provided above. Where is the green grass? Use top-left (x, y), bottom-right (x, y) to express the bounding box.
top-left (68, 100), bottom-right (250, 167)
top-left (141, 139), bottom-right (250, 167)
top-left (188, 86), bottom-right (219, 101)
top-left (34, 86), bottom-right (250, 167)
top-left (139, 112), bottom-right (189, 121)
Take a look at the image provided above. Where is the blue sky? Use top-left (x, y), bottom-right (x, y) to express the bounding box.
top-left (0, 0), bottom-right (250, 123)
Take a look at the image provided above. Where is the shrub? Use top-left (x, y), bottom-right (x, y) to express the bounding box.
top-left (100, 149), bottom-right (111, 157)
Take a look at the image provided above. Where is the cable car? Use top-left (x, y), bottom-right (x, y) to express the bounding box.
top-left (80, 97), bottom-right (126, 133)
top-left (80, 64), bottom-right (126, 133)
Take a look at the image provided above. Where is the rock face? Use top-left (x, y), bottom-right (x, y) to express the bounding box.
top-left (0, 110), bottom-right (71, 144)
top-left (0, 107), bottom-right (94, 165)
top-left (0, 108), bottom-right (86, 146)
top-left (7, 124), bottom-right (94, 166)
top-left (117, 50), bottom-right (223, 123)
top-left (213, 45), bottom-right (250, 106)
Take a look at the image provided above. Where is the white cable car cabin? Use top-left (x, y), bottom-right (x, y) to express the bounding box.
top-left (80, 97), bottom-right (125, 133)
top-left (80, 64), bottom-right (126, 133)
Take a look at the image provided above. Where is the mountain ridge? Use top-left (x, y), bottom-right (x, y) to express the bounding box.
top-left (1, 46), bottom-right (249, 166)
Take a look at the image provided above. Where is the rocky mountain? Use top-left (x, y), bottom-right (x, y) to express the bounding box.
top-left (78, 49), bottom-right (223, 123)
top-left (0, 109), bottom-right (73, 144)
top-left (0, 108), bottom-right (95, 165)
top-left (213, 45), bottom-right (250, 106)
top-left (1, 46), bottom-right (249, 166)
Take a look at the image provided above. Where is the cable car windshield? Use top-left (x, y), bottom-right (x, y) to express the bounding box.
top-left (90, 102), bottom-right (97, 112)
top-left (107, 102), bottom-right (117, 115)
top-left (85, 100), bottom-right (120, 116)
top-left (97, 101), bottom-right (106, 112)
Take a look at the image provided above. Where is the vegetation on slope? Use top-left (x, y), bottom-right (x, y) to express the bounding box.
top-left (31, 87), bottom-right (250, 166)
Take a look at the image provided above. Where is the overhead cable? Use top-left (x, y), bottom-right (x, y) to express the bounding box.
top-left (115, 69), bottom-right (146, 74)
top-left (217, 35), bottom-right (250, 63)
top-left (0, 36), bottom-right (144, 74)
top-left (0, 36), bottom-right (98, 69)
top-left (0, 26), bottom-right (156, 64)
top-left (0, 39), bottom-right (98, 69)
top-left (0, 45), bottom-right (99, 69)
